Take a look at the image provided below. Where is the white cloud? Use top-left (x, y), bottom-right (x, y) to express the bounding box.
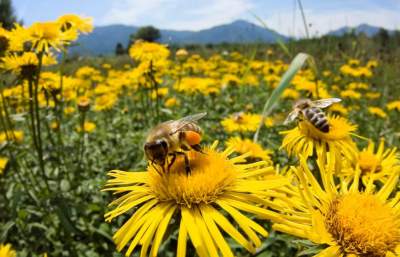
top-left (100, 0), bottom-right (254, 30)
top-left (262, 7), bottom-right (400, 38)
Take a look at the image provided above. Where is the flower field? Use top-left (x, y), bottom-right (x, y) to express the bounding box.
top-left (1, 14), bottom-right (400, 257)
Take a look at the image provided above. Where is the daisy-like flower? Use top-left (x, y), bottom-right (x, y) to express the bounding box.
top-left (57, 14), bottom-right (93, 34)
top-left (76, 121), bottom-right (96, 133)
top-left (368, 107), bottom-right (387, 119)
top-left (129, 41), bottom-right (170, 63)
top-left (281, 115), bottom-right (358, 165)
top-left (103, 142), bottom-right (288, 257)
top-left (226, 137), bottom-right (273, 163)
top-left (0, 244), bottom-right (16, 257)
top-left (387, 101), bottom-right (400, 112)
top-left (270, 156), bottom-right (400, 257)
top-left (28, 21), bottom-right (77, 52)
top-left (1, 52), bottom-right (56, 78)
top-left (0, 157), bottom-right (9, 175)
top-left (341, 140), bottom-right (399, 182)
top-left (221, 112), bottom-right (261, 133)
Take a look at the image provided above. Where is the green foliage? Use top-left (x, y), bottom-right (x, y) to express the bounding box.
top-left (114, 42), bottom-right (125, 55)
top-left (131, 25), bottom-right (161, 43)
top-left (0, 0), bottom-right (17, 29)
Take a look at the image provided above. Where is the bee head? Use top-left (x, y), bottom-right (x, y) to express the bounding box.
top-left (294, 99), bottom-right (311, 109)
top-left (144, 139), bottom-right (169, 165)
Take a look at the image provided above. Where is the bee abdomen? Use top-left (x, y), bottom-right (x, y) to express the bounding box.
top-left (304, 108), bottom-right (330, 133)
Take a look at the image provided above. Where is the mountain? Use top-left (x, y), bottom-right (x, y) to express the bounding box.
top-left (69, 20), bottom-right (287, 56)
top-left (328, 24), bottom-right (393, 37)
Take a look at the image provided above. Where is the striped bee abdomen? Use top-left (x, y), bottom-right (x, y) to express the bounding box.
top-left (304, 107), bottom-right (330, 133)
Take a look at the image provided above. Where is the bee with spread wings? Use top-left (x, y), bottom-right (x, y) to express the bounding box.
top-left (284, 98), bottom-right (341, 133)
top-left (144, 112), bottom-right (207, 175)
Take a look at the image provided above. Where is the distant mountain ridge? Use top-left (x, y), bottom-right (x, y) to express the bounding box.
top-left (70, 20), bottom-right (287, 55)
top-left (70, 21), bottom-right (397, 56)
top-left (327, 23), bottom-right (395, 37)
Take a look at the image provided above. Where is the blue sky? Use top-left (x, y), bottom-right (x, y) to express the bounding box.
top-left (13, 0), bottom-right (400, 37)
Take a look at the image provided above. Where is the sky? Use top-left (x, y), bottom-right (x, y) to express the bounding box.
top-left (12, 0), bottom-right (400, 37)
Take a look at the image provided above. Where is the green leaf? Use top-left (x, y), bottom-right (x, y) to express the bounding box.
top-left (0, 221), bottom-right (15, 241)
top-left (254, 53), bottom-right (310, 142)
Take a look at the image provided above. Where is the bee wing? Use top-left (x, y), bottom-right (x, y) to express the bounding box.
top-left (312, 98), bottom-right (341, 109)
top-left (177, 112), bottom-right (207, 123)
top-left (284, 110), bottom-right (300, 125)
top-left (169, 112), bottom-right (207, 135)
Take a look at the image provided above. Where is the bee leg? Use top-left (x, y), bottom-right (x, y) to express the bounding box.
top-left (190, 144), bottom-right (205, 154)
top-left (175, 151), bottom-right (191, 175)
top-left (168, 153), bottom-right (177, 171)
top-left (183, 153), bottom-right (191, 175)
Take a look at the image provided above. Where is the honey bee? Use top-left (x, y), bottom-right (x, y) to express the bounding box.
top-left (144, 112), bottom-right (207, 174)
top-left (284, 98), bottom-right (341, 132)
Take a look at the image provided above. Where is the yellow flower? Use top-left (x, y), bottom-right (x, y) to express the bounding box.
top-left (340, 89), bottom-right (361, 99)
top-left (281, 115), bottom-right (358, 165)
top-left (270, 156), bottom-right (400, 257)
top-left (176, 48), bottom-right (188, 60)
top-left (341, 140), bottom-right (399, 182)
top-left (150, 87), bottom-right (168, 100)
top-left (103, 142), bottom-right (288, 257)
top-left (282, 88), bottom-right (300, 99)
top-left (387, 101), bottom-right (400, 112)
top-left (226, 137), bottom-right (273, 163)
top-left (0, 130), bottom-right (24, 144)
top-left (174, 77), bottom-right (219, 95)
top-left (367, 59), bottom-right (378, 69)
top-left (1, 52), bottom-right (56, 77)
top-left (57, 14), bottom-right (93, 34)
top-left (77, 121), bottom-right (96, 133)
top-left (28, 21), bottom-right (77, 52)
top-left (0, 244), bottom-right (16, 257)
top-left (221, 112), bottom-right (261, 133)
top-left (368, 107), bottom-right (387, 119)
top-left (329, 103), bottom-right (349, 116)
top-left (164, 97), bottom-right (179, 108)
top-left (129, 41), bottom-right (170, 63)
top-left (0, 157), bottom-right (9, 175)
top-left (64, 106), bottom-right (76, 115)
top-left (94, 93), bottom-right (117, 111)
top-left (366, 92), bottom-right (381, 99)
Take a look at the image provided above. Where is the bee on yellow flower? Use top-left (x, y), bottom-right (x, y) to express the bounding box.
top-left (103, 142), bottom-right (288, 257)
top-left (281, 115), bottom-right (358, 165)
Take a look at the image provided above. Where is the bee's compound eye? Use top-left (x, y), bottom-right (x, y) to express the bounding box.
top-left (160, 140), bottom-right (168, 149)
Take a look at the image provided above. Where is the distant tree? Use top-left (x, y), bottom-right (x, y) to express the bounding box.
top-left (376, 28), bottom-right (390, 48)
top-left (0, 0), bottom-right (17, 29)
top-left (130, 26), bottom-right (161, 44)
top-left (115, 42), bottom-right (125, 55)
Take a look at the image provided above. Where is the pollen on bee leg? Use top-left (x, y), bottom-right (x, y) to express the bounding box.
top-left (184, 131), bottom-right (201, 145)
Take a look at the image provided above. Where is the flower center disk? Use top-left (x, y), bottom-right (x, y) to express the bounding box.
top-left (325, 193), bottom-right (400, 256)
top-left (148, 148), bottom-right (237, 207)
